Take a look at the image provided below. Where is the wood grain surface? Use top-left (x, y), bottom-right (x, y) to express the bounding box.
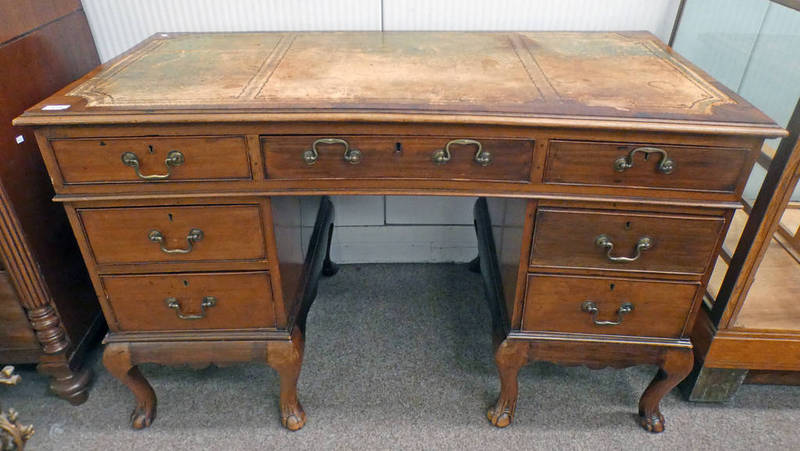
top-left (101, 271), bottom-right (276, 331)
top-left (78, 204), bottom-right (267, 265)
top-left (545, 139), bottom-right (750, 193)
top-left (530, 207), bottom-right (725, 276)
top-left (52, 136), bottom-right (252, 184)
top-left (521, 274), bottom-right (699, 338)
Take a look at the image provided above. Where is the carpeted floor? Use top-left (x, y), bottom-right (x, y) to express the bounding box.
top-left (4, 264), bottom-right (800, 450)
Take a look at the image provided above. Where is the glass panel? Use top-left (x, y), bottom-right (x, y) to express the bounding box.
top-left (673, 1), bottom-right (800, 326)
top-left (737, 2), bottom-right (800, 129)
top-left (672, 0), bottom-right (770, 89)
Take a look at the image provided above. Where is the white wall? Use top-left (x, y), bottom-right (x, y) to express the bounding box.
top-left (80, 0), bottom-right (681, 263)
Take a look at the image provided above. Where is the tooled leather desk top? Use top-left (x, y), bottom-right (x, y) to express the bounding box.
top-left (16, 31), bottom-right (783, 136)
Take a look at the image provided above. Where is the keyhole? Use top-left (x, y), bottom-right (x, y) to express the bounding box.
top-left (643, 153), bottom-right (649, 161)
top-left (624, 221), bottom-right (632, 230)
top-left (148, 145), bottom-right (155, 154)
top-left (395, 142), bottom-right (403, 153)
top-left (99, 141), bottom-right (106, 146)
top-left (183, 280), bottom-right (189, 287)
top-left (610, 283), bottom-right (615, 291)
top-left (168, 213), bottom-right (174, 222)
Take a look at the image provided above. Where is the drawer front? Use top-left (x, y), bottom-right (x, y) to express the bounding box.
top-left (79, 205), bottom-right (266, 265)
top-left (522, 274), bottom-right (698, 338)
top-left (530, 208), bottom-right (724, 275)
top-left (544, 140), bottom-right (749, 193)
top-left (51, 136), bottom-right (251, 184)
top-left (262, 136), bottom-right (533, 182)
top-left (103, 272), bottom-right (276, 331)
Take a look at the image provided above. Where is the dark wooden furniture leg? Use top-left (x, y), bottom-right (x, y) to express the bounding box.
top-left (321, 221), bottom-right (339, 277)
top-left (37, 358), bottom-right (92, 406)
top-left (487, 338), bottom-right (529, 428)
top-left (639, 347), bottom-right (694, 432)
top-left (467, 256), bottom-right (481, 273)
top-left (102, 343), bottom-right (156, 430)
top-left (266, 328), bottom-right (306, 431)
top-left (27, 304), bottom-right (96, 405)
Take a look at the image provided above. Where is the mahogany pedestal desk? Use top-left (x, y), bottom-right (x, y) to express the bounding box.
top-left (14, 32), bottom-right (783, 432)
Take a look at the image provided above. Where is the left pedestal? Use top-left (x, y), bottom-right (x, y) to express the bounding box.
top-left (91, 196), bottom-right (335, 430)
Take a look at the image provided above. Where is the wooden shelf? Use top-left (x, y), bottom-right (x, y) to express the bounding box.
top-left (756, 142), bottom-right (777, 169)
top-left (707, 206), bottom-right (800, 331)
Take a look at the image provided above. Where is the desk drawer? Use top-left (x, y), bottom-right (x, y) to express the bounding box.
top-left (78, 204), bottom-right (266, 266)
top-left (530, 208), bottom-right (724, 275)
top-left (544, 140), bottom-right (749, 193)
top-left (262, 136), bottom-right (533, 182)
top-left (522, 274), bottom-right (698, 338)
top-left (102, 272), bottom-right (276, 331)
top-left (51, 136), bottom-right (251, 184)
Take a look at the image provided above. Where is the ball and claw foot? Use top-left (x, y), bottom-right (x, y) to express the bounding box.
top-left (639, 411), bottom-right (665, 433)
top-left (487, 400), bottom-right (514, 428)
top-left (281, 401), bottom-right (307, 431)
top-left (130, 404), bottom-right (156, 430)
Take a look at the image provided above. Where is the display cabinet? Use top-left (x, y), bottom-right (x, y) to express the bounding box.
top-left (670, 0), bottom-right (800, 400)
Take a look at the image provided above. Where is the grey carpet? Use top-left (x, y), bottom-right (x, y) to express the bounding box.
top-left (3, 264), bottom-right (800, 450)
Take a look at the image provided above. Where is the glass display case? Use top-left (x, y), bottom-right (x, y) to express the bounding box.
top-left (671, 0), bottom-right (800, 400)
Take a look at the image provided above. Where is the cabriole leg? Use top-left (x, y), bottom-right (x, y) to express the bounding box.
top-left (488, 338), bottom-right (530, 428)
top-left (638, 347), bottom-right (694, 433)
top-left (102, 343), bottom-right (156, 429)
top-left (267, 329), bottom-right (307, 431)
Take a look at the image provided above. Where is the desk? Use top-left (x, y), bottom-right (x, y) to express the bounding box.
top-left (15, 31), bottom-right (783, 432)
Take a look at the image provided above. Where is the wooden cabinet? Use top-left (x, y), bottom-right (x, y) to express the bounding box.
top-left (681, 102), bottom-right (800, 400)
top-left (15, 32), bottom-right (783, 432)
top-left (0, 1), bottom-right (101, 404)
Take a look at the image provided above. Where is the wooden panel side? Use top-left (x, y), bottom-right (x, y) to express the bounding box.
top-left (268, 196), bottom-right (306, 329)
top-left (705, 330), bottom-right (800, 371)
top-left (0, 0), bottom-right (82, 44)
top-left (0, 8), bottom-right (100, 351)
top-left (0, 270), bottom-right (39, 360)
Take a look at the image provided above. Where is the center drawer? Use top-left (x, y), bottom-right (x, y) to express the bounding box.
top-left (530, 208), bottom-right (724, 275)
top-left (522, 274), bottom-right (699, 338)
top-left (261, 136), bottom-right (533, 182)
top-left (102, 271), bottom-right (276, 331)
top-left (77, 204), bottom-right (267, 266)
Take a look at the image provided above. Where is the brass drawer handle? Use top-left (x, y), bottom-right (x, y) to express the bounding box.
top-left (303, 138), bottom-right (362, 165)
top-left (594, 234), bottom-right (653, 263)
top-left (148, 228), bottom-right (203, 254)
top-left (581, 301), bottom-right (634, 326)
top-left (614, 146), bottom-right (674, 174)
top-left (165, 296), bottom-right (217, 320)
top-left (432, 139), bottom-right (492, 166)
top-left (121, 150), bottom-right (185, 180)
